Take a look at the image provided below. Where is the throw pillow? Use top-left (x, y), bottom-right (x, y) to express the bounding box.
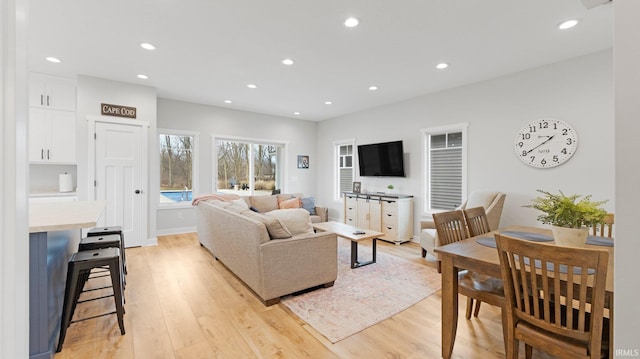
top-left (242, 210), bottom-right (292, 239)
top-left (250, 195), bottom-right (278, 213)
top-left (231, 198), bottom-right (249, 209)
top-left (301, 197), bottom-right (316, 215)
top-left (278, 197), bottom-right (302, 209)
top-left (266, 208), bottom-right (314, 235)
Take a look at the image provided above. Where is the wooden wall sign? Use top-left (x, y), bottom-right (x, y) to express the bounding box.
top-left (101, 103), bottom-right (137, 119)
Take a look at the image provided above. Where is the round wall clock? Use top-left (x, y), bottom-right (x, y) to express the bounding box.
top-left (514, 118), bottom-right (578, 168)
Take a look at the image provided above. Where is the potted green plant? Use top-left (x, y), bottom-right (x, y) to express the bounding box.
top-left (524, 189), bottom-right (608, 247)
top-left (387, 184), bottom-right (394, 193)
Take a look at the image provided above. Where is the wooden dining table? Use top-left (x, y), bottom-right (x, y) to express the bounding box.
top-left (434, 225), bottom-right (614, 359)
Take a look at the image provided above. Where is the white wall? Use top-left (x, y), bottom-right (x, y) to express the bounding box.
top-left (317, 50), bottom-right (614, 237)
top-left (614, 0), bottom-right (640, 352)
top-left (76, 75), bottom-right (158, 245)
top-left (1, 0), bottom-right (29, 356)
top-left (156, 98), bottom-right (319, 234)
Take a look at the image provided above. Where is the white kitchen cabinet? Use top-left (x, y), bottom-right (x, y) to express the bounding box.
top-left (29, 73), bottom-right (76, 111)
top-left (29, 108), bottom-right (76, 164)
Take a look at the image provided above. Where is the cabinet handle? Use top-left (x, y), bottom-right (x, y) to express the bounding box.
top-left (41, 149), bottom-right (44, 159)
top-left (47, 149), bottom-right (50, 160)
top-left (40, 95), bottom-right (44, 106)
top-left (46, 95), bottom-right (50, 107)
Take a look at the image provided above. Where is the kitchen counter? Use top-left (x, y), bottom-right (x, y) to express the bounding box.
top-left (29, 200), bottom-right (106, 359)
top-left (29, 200), bottom-right (105, 232)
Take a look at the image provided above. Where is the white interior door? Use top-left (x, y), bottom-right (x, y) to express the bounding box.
top-left (94, 121), bottom-right (145, 247)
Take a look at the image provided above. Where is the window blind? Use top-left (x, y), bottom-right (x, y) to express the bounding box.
top-left (430, 147), bottom-right (462, 210)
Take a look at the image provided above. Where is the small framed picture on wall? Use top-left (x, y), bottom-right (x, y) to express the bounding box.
top-left (297, 155), bottom-right (309, 169)
top-left (352, 181), bottom-right (361, 193)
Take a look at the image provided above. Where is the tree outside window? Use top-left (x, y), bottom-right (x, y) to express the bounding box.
top-left (160, 133), bottom-right (195, 204)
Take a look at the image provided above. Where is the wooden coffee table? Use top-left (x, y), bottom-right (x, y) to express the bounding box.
top-left (313, 221), bottom-right (384, 268)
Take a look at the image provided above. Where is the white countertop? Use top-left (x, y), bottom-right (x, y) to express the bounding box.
top-left (29, 200), bottom-right (106, 233)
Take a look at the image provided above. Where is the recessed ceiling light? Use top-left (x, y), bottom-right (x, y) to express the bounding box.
top-left (247, 84), bottom-right (257, 89)
top-left (46, 57), bottom-right (61, 63)
top-left (224, 100), bottom-right (232, 104)
top-left (558, 19), bottom-right (580, 30)
top-left (293, 112), bottom-right (301, 115)
top-left (436, 63), bottom-right (449, 70)
top-left (344, 17), bottom-right (359, 28)
top-left (137, 74), bottom-right (148, 79)
top-left (140, 42), bottom-right (156, 50)
top-left (282, 58), bottom-right (294, 66)
top-left (369, 86), bottom-right (379, 91)
top-left (325, 101), bottom-right (332, 105)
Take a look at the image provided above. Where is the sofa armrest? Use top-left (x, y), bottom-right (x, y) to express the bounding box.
top-left (260, 231), bottom-right (338, 300)
top-left (315, 206), bottom-right (328, 222)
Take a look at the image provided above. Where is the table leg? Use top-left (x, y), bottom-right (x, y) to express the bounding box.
top-left (351, 241), bottom-right (358, 269)
top-left (372, 238), bottom-right (377, 264)
top-left (441, 256), bottom-right (458, 359)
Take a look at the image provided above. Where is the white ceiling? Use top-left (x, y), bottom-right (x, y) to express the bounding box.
top-left (27, 0), bottom-right (612, 121)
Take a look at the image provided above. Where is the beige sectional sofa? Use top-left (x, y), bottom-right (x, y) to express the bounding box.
top-left (195, 193), bottom-right (337, 305)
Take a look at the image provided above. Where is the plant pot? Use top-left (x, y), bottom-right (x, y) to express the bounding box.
top-left (550, 225), bottom-right (589, 247)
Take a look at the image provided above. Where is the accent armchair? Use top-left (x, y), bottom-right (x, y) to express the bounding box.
top-left (420, 191), bottom-right (506, 266)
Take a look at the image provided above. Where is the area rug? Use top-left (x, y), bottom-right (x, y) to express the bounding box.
top-left (281, 238), bottom-right (441, 343)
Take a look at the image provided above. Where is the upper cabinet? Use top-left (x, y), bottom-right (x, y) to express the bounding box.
top-left (29, 73), bottom-right (76, 111)
top-left (29, 73), bottom-right (77, 164)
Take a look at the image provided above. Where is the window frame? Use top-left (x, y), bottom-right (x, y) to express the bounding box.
top-left (334, 139), bottom-right (356, 201)
top-left (421, 123), bottom-right (468, 215)
top-left (211, 134), bottom-right (288, 195)
top-left (158, 128), bottom-right (200, 209)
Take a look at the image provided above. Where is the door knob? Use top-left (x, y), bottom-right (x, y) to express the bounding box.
top-left (135, 190), bottom-right (142, 194)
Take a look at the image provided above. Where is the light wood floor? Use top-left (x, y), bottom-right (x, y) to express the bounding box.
top-left (54, 233), bottom-right (556, 359)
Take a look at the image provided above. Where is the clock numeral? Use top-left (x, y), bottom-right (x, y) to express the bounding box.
top-left (517, 141), bottom-right (524, 148)
top-left (553, 155), bottom-right (559, 162)
top-left (562, 128), bottom-right (568, 135)
top-left (566, 138), bottom-right (573, 145)
top-left (522, 150), bottom-right (528, 157)
top-left (528, 126), bottom-right (537, 133)
top-left (521, 133), bottom-right (531, 140)
top-left (553, 123), bottom-right (558, 130)
top-left (561, 148), bottom-right (567, 155)
top-left (541, 158), bottom-right (547, 165)
top-left (529, 155), bottom-right (535, 163)
top-left (538, 121), bottom-right (549, 130)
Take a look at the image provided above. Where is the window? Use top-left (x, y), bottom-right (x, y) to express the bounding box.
top-left (422, 124), bottom-right (468, 213)
top-left (159, 130), bottom-right (199, 206)
top-left (335, 140), bottom-right (355, 200)
top-left (215, 138), bottom-right (283, 195)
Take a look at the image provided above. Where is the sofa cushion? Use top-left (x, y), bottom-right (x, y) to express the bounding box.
top-left (279, 197), bottom-right (302, 209)
top-left (242, 210), bottom-right (292, 239)
top-left (301, 197), bottom-right (317, 215)
top-left (266, 209), bottom-right (314, 236)
top-left (250, 195), bottom-right (279, 213)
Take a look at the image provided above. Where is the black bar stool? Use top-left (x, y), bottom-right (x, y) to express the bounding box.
top-left (57, 247), bottom-right (125, 352)
top-left (79, 234), bottom-right (126, 289)
top-left (87, 226), bottom-right (127, 274)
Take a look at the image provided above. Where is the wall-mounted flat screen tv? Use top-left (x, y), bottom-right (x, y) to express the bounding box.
top-left (357, 140), bottom-right (405, 177)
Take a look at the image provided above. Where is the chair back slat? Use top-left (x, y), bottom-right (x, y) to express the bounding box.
top-left (463, 207), bottom-right (492, 237)
top-left (495, 233), bottom-right (609, 358)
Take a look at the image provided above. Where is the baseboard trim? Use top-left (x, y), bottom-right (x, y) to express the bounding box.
top-left (156, 226), bottom-right (197, 237)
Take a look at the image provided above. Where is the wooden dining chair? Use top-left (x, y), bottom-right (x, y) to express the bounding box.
top-left (495, 233), bottom-right (609, 359)
top-left (591, 213), bottom-right (614, 238)
top-left (464, 206), bottom-right (492, 237)
top-left (433, 210), bottom-right (504, 320)
top-left (462, 206), bottom-right (494, 317)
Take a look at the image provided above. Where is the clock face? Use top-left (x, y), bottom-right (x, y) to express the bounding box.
top-left (514, 118), bottom-right (578, 168)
